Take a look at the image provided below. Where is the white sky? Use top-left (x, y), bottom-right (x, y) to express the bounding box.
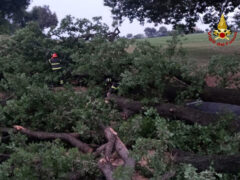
top-left (29, 0), bottom-right (212, 36)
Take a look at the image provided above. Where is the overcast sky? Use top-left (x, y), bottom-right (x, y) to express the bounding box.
top-left (29, 0), bottom-right (211, 36)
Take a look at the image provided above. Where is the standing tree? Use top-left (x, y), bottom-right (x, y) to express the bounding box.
top-left (144, 27), bottom-right (157, 38)
top-left (0, 0), bottom-right (31, 19)
top-left (158, 26), bottom-right (168, 36)
top-left (25, 5), bottom-right (58, 30)
top-left (133, 33), bottom-right (145, 39)
top-left (104, 0), bottom-right (240, 33)
top-left (233, 11), bottom-right (240, 31)
top-left (126, 33), bottom-right (133, 39)
top-left (0, 0), bottom-right (31, 33)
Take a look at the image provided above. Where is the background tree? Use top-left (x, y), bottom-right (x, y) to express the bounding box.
top-left (126, 33), bottom-right (133, 39)
top-left (0, 0), bottom-right (31, 33)
top-left (133, 33), bottom-right (145, 39)
top-left (194, 27), bottom-right (204, 33)
top-left (104, 0), bottom-right (240, 33)
top-left (233, 11), bottom-right (240, 31)
top-left (158, 26), bottom-right (168, 36)
top-left (24, 5), bottom-right (58, 30)
top-left (0, 0), bottom-right (31, 19)
top-left (144, 27), bottom-right (157, 38)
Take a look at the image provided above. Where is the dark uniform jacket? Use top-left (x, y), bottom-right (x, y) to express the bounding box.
top-left (49, 57), bottom-right (62, 71)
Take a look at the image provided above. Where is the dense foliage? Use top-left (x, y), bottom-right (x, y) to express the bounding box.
top-left (0, 14), bottom-right (240, 180)
top-left (103, 0), bottom-right (240, 32)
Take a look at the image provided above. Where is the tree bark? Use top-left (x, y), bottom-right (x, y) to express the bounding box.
top-left (97, 127), bottom-right (135, 180)
top-left (201, 87), bottom-right (240, 105)
top-left (164, 85), bottom-right (240, 106)
top-left (106, 94), bottom-right (240, 130)
top-left (12, 125), bottom-right (93, 153)
top-left (173, 149), bottom-right (240, 174)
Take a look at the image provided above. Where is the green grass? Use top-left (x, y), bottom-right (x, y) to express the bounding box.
top-left (142, 33), bottom-right (240, 65)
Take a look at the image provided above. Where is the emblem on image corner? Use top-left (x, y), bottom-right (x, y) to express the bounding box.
top-left (208, 14), bottom-right (237, 47)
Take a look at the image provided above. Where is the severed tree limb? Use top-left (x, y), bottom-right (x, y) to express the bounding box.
top-left (13, 126), bottom-right (93, 153)
top-left (103, 127), bottom-right (135, 168)
top-left (97, 127), bottom-right (135, 180)
top-left (98, 159), bottom-right (114, 180)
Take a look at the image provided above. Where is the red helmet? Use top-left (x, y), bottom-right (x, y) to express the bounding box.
top-left (52, 53), bottom-right (58, 58)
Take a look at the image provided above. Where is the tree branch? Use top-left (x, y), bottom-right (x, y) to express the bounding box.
top-left (97, 127), bottom-right (135, 180)
top-left (13, 125), bottom-right (93, 153)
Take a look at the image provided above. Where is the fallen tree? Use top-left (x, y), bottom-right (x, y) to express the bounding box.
top-left (1, 126), bottom-right (135, 180)
top-left (2, 84), bottom-right (240, 107)
top-left (173, 149), bottom-right (240, 174)
top-left (201, 87), bottom-right (240, 105)
top-left (106, 94), bottom-right (240, 130)
top-left (2, 126), bottom-right (240, 176)
top-left (164, 85), bottom-right (240, 106)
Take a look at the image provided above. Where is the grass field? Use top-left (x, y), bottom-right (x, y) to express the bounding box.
top-left (142, 33), bottom-right (240, 65)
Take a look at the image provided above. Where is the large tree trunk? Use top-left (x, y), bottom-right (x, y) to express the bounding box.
top-left (164, 85), bottom-right (240, 106)
top-left (106, 94), bottom-right (240, 130)
top-left (173, 149), bottom-right (240, 174)
top-left (201, 87), bottom-right (240, 105)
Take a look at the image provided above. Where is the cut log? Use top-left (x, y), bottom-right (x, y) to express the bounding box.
top-left (106, 94), bottom-right (240, 130)
top-left (97, 127), bottom-right (135, 180)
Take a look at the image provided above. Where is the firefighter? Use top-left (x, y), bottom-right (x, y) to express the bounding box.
top-left (105, 77), bottom-right (119, 94)
top-left (49, 53), bottom-right (64, 85)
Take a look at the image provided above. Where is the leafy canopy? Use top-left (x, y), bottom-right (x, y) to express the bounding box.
top-left (104, 0), bottom-right (240, 32)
